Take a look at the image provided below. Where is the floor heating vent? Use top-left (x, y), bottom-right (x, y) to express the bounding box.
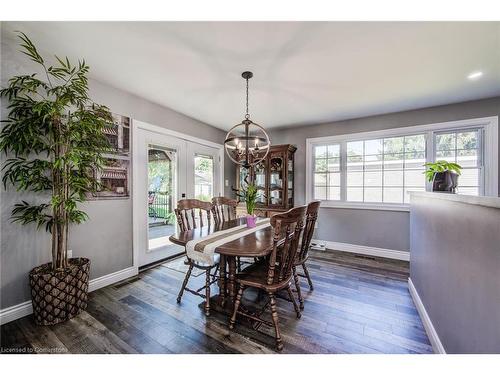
top-left (310, 242), bottom-right (326, 251)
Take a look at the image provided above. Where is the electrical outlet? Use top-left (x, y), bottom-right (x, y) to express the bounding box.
top-left (67, 249), bottom-right (73, 258)
top-left (225, 179), bottom-right (229, 187)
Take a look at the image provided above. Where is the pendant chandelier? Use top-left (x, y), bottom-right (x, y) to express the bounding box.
top-left (224, 71), bottom-right (270, 169)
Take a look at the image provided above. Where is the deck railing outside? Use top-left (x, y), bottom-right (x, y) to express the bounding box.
top-left (148, 191), bottom-right (173, 226)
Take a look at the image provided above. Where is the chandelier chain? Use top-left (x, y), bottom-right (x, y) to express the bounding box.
top-left (245, 77), bottom-right (250, 119)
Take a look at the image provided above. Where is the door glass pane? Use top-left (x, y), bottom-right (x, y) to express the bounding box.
top-left (194, 154), bottom-right (213, 202)
top-left (148, 146), bottom-right (177, 253)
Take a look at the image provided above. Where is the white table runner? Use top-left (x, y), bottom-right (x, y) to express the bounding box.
top-left (185, 218), bottom-right (271, 265)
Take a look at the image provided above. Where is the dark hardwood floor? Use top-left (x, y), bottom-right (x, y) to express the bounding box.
top-left (0, 250), bottom-right (433, 354)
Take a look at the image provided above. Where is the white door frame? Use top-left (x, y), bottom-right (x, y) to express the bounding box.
top-left (132, 120), bottom-right (224, 271)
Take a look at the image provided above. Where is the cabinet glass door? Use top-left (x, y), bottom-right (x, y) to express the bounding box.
top-left (287, 153), bottom-right (294, 206)
top-left (252, 153), bottom-right (267, 206)
top-left (269, 154), bottom-right (284, 206)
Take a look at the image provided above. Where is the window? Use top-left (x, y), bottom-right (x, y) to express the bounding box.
top-left (435, 129), bottom-right (482, 195)
top-left (345, 134), bottom-right (426, 204)
top-left (313, 144), bottom-right (340, 200)
top-left (306, 117), bottom-right (498, 210)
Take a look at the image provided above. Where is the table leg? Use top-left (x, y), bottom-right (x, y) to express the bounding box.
top-left (218, 254), bottom-right (226, 307)
top-left (227, 256), bottom-right (237, 305)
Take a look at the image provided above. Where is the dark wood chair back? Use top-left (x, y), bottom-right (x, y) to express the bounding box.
top-left (297, 201), bottom-right (321, 263)
top-left (267, 205), bottom-right (307, 285)
top-left (211, 197), bottom-right (238, 224)
top-left (175, 199), bottom-right (213, 231)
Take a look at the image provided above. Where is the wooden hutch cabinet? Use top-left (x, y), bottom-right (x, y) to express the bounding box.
top-left (235, 144), bottom-right (296, 218)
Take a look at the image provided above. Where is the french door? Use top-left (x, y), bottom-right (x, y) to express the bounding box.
top-left (135, 125), bottom-right (222, 267)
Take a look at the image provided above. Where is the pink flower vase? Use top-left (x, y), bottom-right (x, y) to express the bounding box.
top-left (246, 214), bottom-right (257, 228)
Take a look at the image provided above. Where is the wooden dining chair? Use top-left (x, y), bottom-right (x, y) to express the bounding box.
top-left (175, 199), bottom-right (218, 316)
top-left (228, 205), bottom-right (307, 351)
top-left (293, 200), bottom-right (321, 310)
top-left (212, 196), bottom-right (255, 272)
top-left (211, 196), bottom-right (238, 224)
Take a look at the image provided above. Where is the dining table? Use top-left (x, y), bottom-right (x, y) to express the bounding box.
top-left (169, 217), bottom-right (275, 313)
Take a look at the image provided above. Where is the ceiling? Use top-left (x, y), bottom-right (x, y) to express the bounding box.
top-left (2, 22), bottom-right (500, 130)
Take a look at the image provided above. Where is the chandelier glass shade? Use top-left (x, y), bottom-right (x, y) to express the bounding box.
top-left (224, 71), bottom-right (270, 169)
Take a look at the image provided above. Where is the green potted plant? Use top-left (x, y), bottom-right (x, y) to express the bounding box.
top-left (424, 160), bottom-right (462, 193)
top-left (0, 33), bottom-right (112, 325)
top-left (234, 183), bottom-right (260, 227)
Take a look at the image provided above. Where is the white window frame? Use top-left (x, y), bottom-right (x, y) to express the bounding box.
top-left (306, 116), bottom-right (498, 212)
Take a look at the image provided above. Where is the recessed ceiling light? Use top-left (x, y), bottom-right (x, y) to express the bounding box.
top-left (467, 71), bottom-right (483, 80)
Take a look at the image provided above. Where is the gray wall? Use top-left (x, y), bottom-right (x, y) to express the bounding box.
top-left (269, 96), bottom-right (500, 251)
top-left (0, 31), bottom-right (235, 310)
top-left (410, 193), bottom-right (500, 353)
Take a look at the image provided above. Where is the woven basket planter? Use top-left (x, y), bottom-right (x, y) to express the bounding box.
top-left (29, 257), bottom-right (90, 326)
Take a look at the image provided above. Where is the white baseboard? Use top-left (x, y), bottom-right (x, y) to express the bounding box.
top-left (0, 266), bottom-right (137, 326)
top-left (314, 239), bottom-right (410, 261)
top-left (88, 266), bottom-right (137, 292)
top-left (408, 277), bottom-right (446, 354)
top-left (0, 301), bottom-right (33, 326)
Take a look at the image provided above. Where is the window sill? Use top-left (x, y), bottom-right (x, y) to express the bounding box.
top-left (318, 201), bottom-right (410, 212)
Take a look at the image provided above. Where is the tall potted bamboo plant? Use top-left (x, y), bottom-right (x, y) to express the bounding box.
top-left (234, 183), bottom-right (260, 228)
top-left (0, 33), bottom-right (112, 325)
